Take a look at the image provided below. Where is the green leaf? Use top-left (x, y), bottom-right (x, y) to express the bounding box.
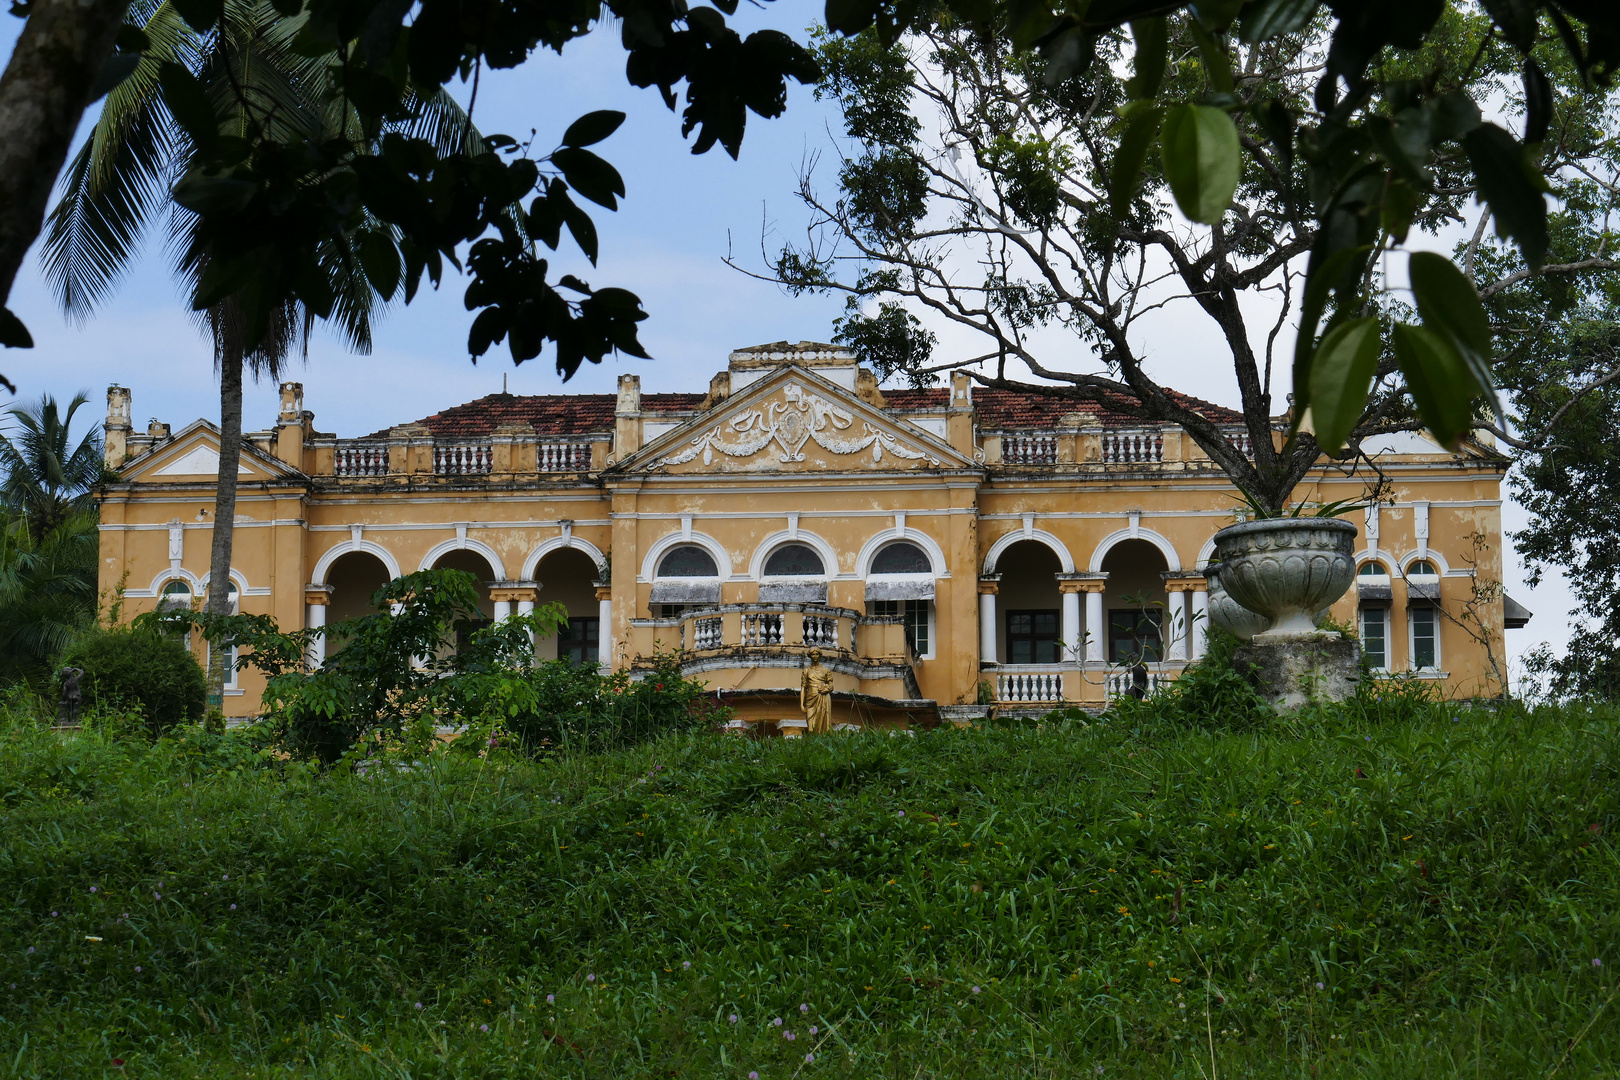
top-left (90, 51), bottom-right (142, 102)
top-left (169, 0), bottom-right (222, 33)
top-left (1186, 20), bottom-right (1235, 93)
top-left (1124, 18), bottom-right (1166, 100)
top-left (561, 111), bottom-right (626, 149)
top-left (1391, 323), bottom-right (1478, 450)
top-left (1239, 0), bottom-right (1320, 43)
top-left (1380, 177), bottom-right (1419, 244)
top-left (1291, 241), bottom-right (1374, 420)
top-left (157, 61), bottom-right (218, 150)
top-left (550, 147), bottom-right (625, 210)
top-left (1110, 104), bottom-right (1163, 218)
top-left (1190, 0), bottom-right (1244, 31)
top-left (1160, 105), bottom-right (1241, 225)
top-left (1462, 122), bottom-right (1549, 268)
top-left (1408, 251), bottom-right (1500, 419)
top-left (0, 307), bottom-right (34, 349)
top-left (1306, 317), bottom-right (1380, 454)
top-left (1522, 58), bottom-right (1552, 143)
top-left (357, 230), bottom-right (401, 302)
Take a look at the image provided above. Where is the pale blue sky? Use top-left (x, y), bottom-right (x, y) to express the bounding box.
top-left (0, 7), bottom-right (1571, 676)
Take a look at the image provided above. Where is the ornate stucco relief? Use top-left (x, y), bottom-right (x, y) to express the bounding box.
top-left (656, 382), bottom-right (942, 469)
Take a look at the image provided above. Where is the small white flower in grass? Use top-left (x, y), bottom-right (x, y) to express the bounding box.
top-left (26, 947), bottom-right (33, 954)
top-left (1595, 958), bottom-right (1604, 968)
top-left (784, 1031), bottom-right (795, 1041)
top-left (799, 1003), bottom-right (809, 1013)
top-left (479, 1024), bottom-right (489, 1033)
top-left (230, 904), bottom-right (236, 910)
top-left (223, 875), bottom-right (228, 880)
top-left (546, 994), bottom-right (555, 1004)
top-left (134, 966), bottom-right (141, 972)
top-left (805, 1054), bottom-right (814, 1064)
top-left (586, 974), bottom-right (595, 982)
top-left (729, 1014), bottom-right (738, 1024)
top-left (749, 1073), bottom-right (759, 1079)
top-left (971, 986), bottom-right (980, 994)
top-left (683, 961), bottom-right (691, 969)
top-left (809, 1026), bottom-right (817, 1035)
top-left (415, 1003), bottom-right (423, 1009)
top-left (89, 887), bottom-right (96, 893)
top-left (772, 1017), bottom-right (782, 1027)
top-left (1316, 982), bottom-right (1324, 990)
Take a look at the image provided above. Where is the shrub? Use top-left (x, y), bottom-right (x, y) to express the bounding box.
top-left (57, 627), bottom-right (205, 734)
top-left (1103, 626), bottom-right (1272, 731)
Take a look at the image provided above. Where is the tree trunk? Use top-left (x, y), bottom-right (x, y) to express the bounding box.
top-left (0, 0), bottom-right (130, 348)
top-left (205, 352), bottom-right (243, 721)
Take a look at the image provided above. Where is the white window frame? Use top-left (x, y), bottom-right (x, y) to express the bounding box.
top-left (1408, 604), bottom-right (1440, 672)
top-left (1358, 605), bottom-right (1389, 671)
top-left (868, 598), bottom-right (935, 660)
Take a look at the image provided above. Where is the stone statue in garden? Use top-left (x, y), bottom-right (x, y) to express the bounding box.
top-left (800, 649), bottom-right (833, 735)
top-left (56, 666), bottom-right (84, 725)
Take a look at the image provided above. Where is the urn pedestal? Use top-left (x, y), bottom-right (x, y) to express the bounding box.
top-left (1212, 518), bottom-right (1360, 709)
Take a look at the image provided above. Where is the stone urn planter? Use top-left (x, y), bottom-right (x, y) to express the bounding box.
top-left (1211, 518), bottom-right (1356, 641)
top-left (1204, 562), bottom-right (1272, 641)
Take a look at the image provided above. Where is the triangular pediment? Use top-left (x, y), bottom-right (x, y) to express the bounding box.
top-left (121, 420), bottom-right (303, 483)
top-left (617, 366), bottom-right (974, 475)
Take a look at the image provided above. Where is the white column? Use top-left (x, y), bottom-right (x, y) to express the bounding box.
top-left (306, 602), bottom-right (326, 669)
top-left (1191, 588), bottom-right (1210, 659)
top-left (493, 599), bottom-right (512, 622)
top-left (597, 585), bottom-right (613, 673)
top-left (517, 598), bottom-right (536, 646)
top-left (1060, 589), bottom-right (1081, 662)
top-left (979, 589), bottom-right (998, 665)
top-left (1085, 589), bottom-right (1105, 662)
top-left (1167, 589), bottom-right (1189, 661)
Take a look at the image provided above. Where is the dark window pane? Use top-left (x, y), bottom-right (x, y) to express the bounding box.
top-left (658, 545), bottom-right (719, 577)
top-left (559, 617), bottom-right (600, 665)
top-left (1006, 609), bottom-right (1060, 665)
top-left (764, 543), bottom-right (825, 576)
top-left (871, 542), bottom-right (931, 575)
top-left (1108, 610), bottom-right (1162, 663)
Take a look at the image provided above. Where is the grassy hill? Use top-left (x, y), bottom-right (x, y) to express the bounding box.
top-left (1, 691), bottom-right (1616, 1077)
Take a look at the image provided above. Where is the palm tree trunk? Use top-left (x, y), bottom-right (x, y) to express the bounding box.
top-left (205, 351), bottom-right (243, 720)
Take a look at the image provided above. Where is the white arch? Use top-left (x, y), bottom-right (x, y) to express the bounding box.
top-left (1196, 537), bottom-right (1218, 570)
top-left (419, 536), bottom-right (508, 581)
top-left (198, 567), bottom-right (254, 595)
top-left (749, 529), bottom-right (841, 579)
top-left (1397, 549), bottom-right (1452, 576)
top-left (523, 535), bottom-right (607, 580)
top-left (855, 528), bottom-right (948, 579)
top-left (1353, 546), bottom-right (1396, 573)
top-left (311, 539), bottom-right (401, 585)
top-left (983, 528), bottom-right (1076, 575)
top-left (138, 565), bottom-right (201, 597)
top-left (639, 530), bottom-right (734, 582)
top-left (1088, 527), bottom-right (1181, 573)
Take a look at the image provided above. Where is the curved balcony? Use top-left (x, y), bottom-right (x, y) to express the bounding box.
top-left (627, 603), bottom-right (923, 705)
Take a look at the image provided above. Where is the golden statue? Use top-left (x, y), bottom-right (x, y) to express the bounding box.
top-left (800, 649), bottom-right (834, 734)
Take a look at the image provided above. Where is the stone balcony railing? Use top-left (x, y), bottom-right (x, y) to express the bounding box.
top-left (989, 662), bottom-right (1182, 709)
top-left (316, 433), bottom-right (607, 479)
top-left (979, 427), bottom-right (1268, 469)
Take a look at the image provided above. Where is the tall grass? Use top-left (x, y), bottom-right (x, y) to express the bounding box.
top-left (0, 695), bottom-right (1615, 1077)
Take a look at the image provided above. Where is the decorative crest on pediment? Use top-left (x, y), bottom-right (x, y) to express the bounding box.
top-left (655, 381), bottom-right (941, 469)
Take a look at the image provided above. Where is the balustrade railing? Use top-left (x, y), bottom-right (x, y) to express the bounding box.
top-left (1106, 669), bottom-right (1165, 700)
top-left (334, 443), bottom-right (389, 477)
top-left (434, 443), bottom-right (493, 475)
top-left (694, 617), bottom-right (723, 649)
top-left (997, 671), bottom-right (1064, 703)
top-left (538, 442), bottom-right (592, 472)
top-left (1225, 430), bottom-right (1255, 459)
top-left (1102, 430), bottom-right (1163, 464)
top-left (743, 612), bottom-right (785, 646)
top-left (1003, 434), bottom-right (1058, 465)
top-left (804, 614), bottom-right (838, 648)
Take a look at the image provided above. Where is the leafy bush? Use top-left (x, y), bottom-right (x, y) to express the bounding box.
top-left (57, 627), bottom-right (205, 735)
top-left (1104, 626), bottom-right (1271, 731)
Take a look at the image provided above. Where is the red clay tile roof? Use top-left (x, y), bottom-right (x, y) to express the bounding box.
top-left (885, 386), bottom-right (1242, 428)
top-left (366, 384), bottom-right (1239, 439)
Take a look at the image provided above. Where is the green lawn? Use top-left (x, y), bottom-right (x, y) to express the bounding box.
top-left (1, 695), bottom-right (1616, 1077)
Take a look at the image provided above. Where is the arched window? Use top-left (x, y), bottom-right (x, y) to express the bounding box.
top-left (657, 545), bottom-right (719, 578)
top-left (763, 543), bottom-right (825, 577)
top-left (1408, 559), bottom-right (1437, 576)
top-left (1358, 561), bottom-right (1388, 577)
top-left (871, 541), bottom-right (931, 575)
top-left (651, 544), bottom-right (721, 616)
top-left (865, 541), bottom-right (935, 658)
top-left (158, 580), bottom-right (193, 612)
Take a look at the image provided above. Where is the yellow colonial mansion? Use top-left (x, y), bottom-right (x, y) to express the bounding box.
top-left (96, 340), bottom-right (1528, 725)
